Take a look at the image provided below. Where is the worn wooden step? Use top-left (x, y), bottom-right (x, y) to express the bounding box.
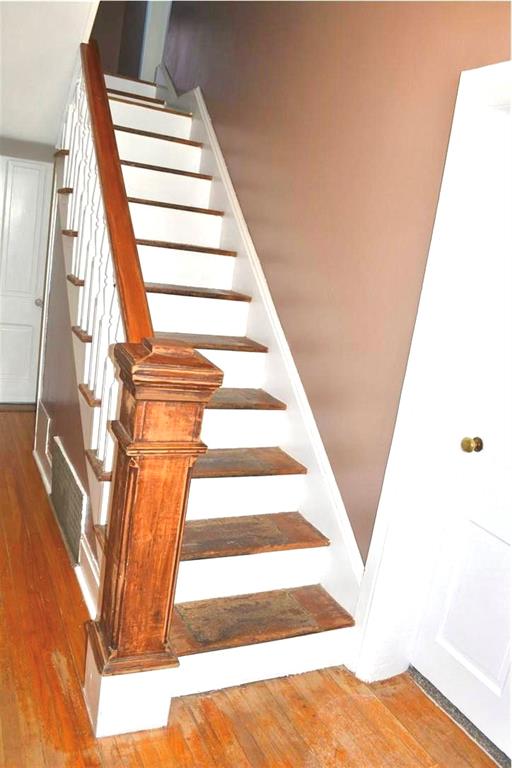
top-left (127, 196), bottom-right (223, 217)
top-left (108, 95), bottom-right (192, 119)
top-left (136, 238), bottom-right (237, 257)
top-left (145, 283), bottom-right (251, 302)
top-left (181, 512), bottom-right (329, 561)
top-left (94, 512), bottom-right (328, 561)
top-left (171, 585), bottom-right (354, 656)
top-left (155, 332), bottom-right (267, 353)
top-left (114, 124), bottom-right (202, 148)
top-left (107, 88), bottom-right (165, 105)
top-left (121, 159), bottom-right (212, 181)
top-left (192, 447), bottom-right (307, 479)
top-left (208, 388), bottom-right (286, 410)
top-left (71, 326), bottom-right (91, 343)
top-left (79, 387), bottom-right (284, 412)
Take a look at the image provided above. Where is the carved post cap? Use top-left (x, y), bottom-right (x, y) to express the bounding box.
top-left (113, 336), bottom-right (223, 401)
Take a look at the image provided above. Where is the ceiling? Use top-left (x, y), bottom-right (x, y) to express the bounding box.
top-left (0, 2), bottom-right (98, 146)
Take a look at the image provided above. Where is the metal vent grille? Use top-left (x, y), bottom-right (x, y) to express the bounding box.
top-left (50, 437), bottom-right (87, 563)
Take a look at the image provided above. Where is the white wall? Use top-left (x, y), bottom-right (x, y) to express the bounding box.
top-left (0, 1), bottom-right (98, 144)
top-left (139, 1), bottom-right (172, 82)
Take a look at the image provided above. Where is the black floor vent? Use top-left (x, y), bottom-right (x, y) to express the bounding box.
top-left (50, 437), bottom-right (87, 563)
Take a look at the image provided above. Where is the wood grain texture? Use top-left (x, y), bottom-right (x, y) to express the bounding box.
top-left (66, 274), bottom-right (84, 287)
top-left (106, 87), bottom-right (164, 104)
top-left (89, 338), bottom-right (223, 675)
top-left (71, 326), bottom-right (92, 343)
top-left (128, 196), bottom-right (224, 216)
top-left (181, 512), bottom-right (329, 560)
top-left (114, 124), bottom-right (202, 147)
top-left (208, 387), bottom-right (286, 410)
top-left (85, 449), bottom-right (112, 481)
top-left (121, 159), bottom-right (212, 180)
top-left (145, 282), bottom-right (251, 302)
top-left (81, 41), bottom-right (153, 342)
top-left (78, 383), bottom-right (100, 407)
top-left (0, 412), bottom-right (496, 767)
top-left (136, 237), bottom-right (237, 256)
top-left (192, 446), bottom-right (307, 478)
top-left (170, 586), bottom-right (354, 655)
top-left (155, 331), bottom-right (267, 352)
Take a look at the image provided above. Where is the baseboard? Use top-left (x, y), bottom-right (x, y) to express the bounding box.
top-left (75, 535), bottom-right (100, 619)
top-left (33, 447), bottom-right (52, 495)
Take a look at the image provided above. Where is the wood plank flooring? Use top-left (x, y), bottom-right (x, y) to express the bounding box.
top-left (0, 412), bottom-right (497, 767)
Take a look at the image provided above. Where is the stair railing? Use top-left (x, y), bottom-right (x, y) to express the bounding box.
top-left (59, 41), bottom-right (222, 676)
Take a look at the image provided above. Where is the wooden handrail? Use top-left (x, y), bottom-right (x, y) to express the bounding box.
top-left (80, 41), bottom-right (153, 342)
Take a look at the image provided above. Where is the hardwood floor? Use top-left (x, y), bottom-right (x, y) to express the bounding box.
top-left (0, 412), bottom-right (497, 767)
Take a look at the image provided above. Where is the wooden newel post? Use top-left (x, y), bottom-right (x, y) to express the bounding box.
top-left (87, 337), bottom-right (223, 675)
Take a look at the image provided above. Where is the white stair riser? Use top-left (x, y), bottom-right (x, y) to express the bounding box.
top-left (78, 397), bottom-right (99, 451)
top-left (86, 466), bottom-right (111, 526)
top-left (122, 165), bottom-right (211, 209)
top-left (115, 131), bottom-right (201, 174)
top-left (196, 348), bottom-right (267, 388)
top-left (104, 75), bottom-right (158, 99)
top-left (109, 99), bottom-right (192, 140)
top-left (62, 235), bottom-right (75, 276)
top-left (201, 408), bottom-right (288, 449)
top-left (129, 203), bottom-right (223, 248)
top-left (187, 474), bottom-right (306, 518)
top-left (138, 245), bottom-right (235, 289)
top-left (149, 293), bottom-right (249, 337)
top-left (67, 281), bottom-right (79, 325)
top-left (57, 194), bottom-right (71, 230)
top-left (175, 547), bottom-right (329, 602)
top-left (170, 626), bottom-right (356, 699)
top-left (71, 334), bottom-right (88, 383)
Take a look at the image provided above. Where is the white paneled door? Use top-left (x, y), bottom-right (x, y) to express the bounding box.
top-left (0, 157), bottom-right (52, 403)
top-left (411, 66), bottom-right (511, 755)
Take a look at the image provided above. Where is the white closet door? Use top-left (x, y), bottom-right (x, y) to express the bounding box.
top-left (0, 157), bottom-right (52, 403)
top-left (410, 71), bottom-right (511, 755)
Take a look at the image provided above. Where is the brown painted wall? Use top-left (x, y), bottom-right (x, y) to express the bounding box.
top-left (42, 214), bottom-right (88, 492)
top-left (91, 1), bottom-right (147, 77)
top-left (165, 1), bottom-right (510, 559)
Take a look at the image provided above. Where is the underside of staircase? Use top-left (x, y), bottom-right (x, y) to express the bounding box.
top-left (51, 50), bottom-right (361, 736)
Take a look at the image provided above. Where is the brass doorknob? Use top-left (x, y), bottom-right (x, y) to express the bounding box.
top-left (461, 437), bottom-right (483, 453)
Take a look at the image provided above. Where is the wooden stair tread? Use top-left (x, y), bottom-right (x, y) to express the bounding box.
top-left (192, 447), bottom-right (307, 479)
top-left (94, 511), bottom-right (328, 560)
top-left (171, 585), bottom-right (354, 656)
top-left (154, 332), bottom-right (267, 353)
top-left (181, 512), bottom-right (329, 561)
top-left (207, 388), bottom-right (286, 410)
top-left (113, 124), bottom-right (202, 148)
top-left (127, 196), bottom-right (224, 216)
top-left (136, 238), bottom-right (236, 257)
top-left (104, 71), bottom-right (158, 87)
top-left (94, 524), bottom-right (107, 553)
top-left (71, 326), bottom-right (91, 343)
top-left (77, 386), bottom-right (284, 412)
top-left (121, 159), bottom-right (212, 181)
top-left (85, 449), bottom-right (111, 482)
top-left (145, 283), bottom-right (251, 302)
top-left (107, 87), bottom-right (165, 105)
top-left (108, 95), bottom-right (192, 119)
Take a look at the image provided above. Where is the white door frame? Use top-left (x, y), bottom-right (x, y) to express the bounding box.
top-left (350, 59), bottom-right (512, 684)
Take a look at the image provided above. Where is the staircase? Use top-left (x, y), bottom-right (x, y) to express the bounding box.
top-left (54, 48), bottom-right (362, 736)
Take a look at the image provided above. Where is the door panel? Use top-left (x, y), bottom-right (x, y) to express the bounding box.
top-left (0, 157), bottom-right (52, 402)
top-left (411, 64), bottom-right (511, 756)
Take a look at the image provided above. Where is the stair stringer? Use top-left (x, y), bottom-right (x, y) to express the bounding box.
top-left (158, 69), bottom-right (363, 615)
